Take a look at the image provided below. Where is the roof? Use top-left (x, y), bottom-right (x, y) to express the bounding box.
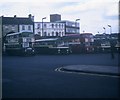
top-left (2, 17), bottom-right (33, 25)
top-left (6, 31), bottom-right (33, 37)
top-left (80, 33), bottom-right (93, 35)
top-left (50, 14), bottom-right (61, 15)
top-left (63, 34), bottom-right (81, 40)
top-left (35, 38), bottom-right (58, 42)
top-left (56, 20), bottom-right (75, 23)
top-left (110, 33), bottom-right (119, 37)
top-left (7, 32), bottom-right (20, 36)
top-left (34, 22), bottom-right (63, 24)
top-left (65, 33), bottom-right (93, 37)
top-left (65, 34), bottom-right (81, 36)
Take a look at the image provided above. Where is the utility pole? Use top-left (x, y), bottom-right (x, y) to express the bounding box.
top-left (42, 17), bottom-right (46, 36)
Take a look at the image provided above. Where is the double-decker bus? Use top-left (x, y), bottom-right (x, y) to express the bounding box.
top-left (5, 31), bottom-right (35, 55)
top-left (34, 38), bottom-right (70, 54)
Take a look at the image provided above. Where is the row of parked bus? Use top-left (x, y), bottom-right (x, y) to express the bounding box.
top-left (4, 32), bottom-right (71, 55)
top-left (3, 32), bottom-right (120, 56)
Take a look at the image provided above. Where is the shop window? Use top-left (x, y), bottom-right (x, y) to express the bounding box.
top-left (55, 24), bottom-right (58, 28)
top-left (44, 24), bottom-right (46, 28)
top-left (52, 32), bottom-right (54, 36)
top-left (37, 24), bottom-right (40, 29)
top-left (44, 32), bottom-right (47, 36)
top-left (28, 25), bottom-right (31, 30)
top-left (52, 24), bottom-right (54, 28)
top-left (22, 25), bottom-right (25, 30)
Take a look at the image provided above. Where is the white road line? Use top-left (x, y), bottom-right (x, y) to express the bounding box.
top-left (54, 67), bottom-right (120, 78)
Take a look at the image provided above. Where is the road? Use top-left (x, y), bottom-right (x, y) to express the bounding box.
top-left (2, 53), bottom-right (120, 98)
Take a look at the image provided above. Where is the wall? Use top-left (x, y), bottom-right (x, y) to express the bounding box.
top-left (0, 17), bottom-right (2, 38)
top-left (2, 25), bottom-right (18, 36)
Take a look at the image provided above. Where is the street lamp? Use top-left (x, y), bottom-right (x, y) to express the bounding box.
top-left (42, 17), bottom-right (46, 36)
top-left (108, 24), bottom-right (112, 38)
top-left (108, 24), bottom-right (114, 59)
top-left (75, 19), bottom-right (80, 34)
top-left (76, 19), bottom-right (80, 22)
top-left (108, 25), bottom-right (112, 34)
top-left (103, 27), bottom-right (106, 34)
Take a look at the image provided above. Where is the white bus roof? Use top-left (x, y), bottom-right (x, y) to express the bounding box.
top-left (6, 32), bottom-right (20, 36)
top-left (6, 32), bottom-right (33, 36)
top-left (35, 38), bottom-right (58, 42)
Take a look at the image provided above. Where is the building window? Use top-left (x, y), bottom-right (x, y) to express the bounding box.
top-left (56, 32), bottom-right (59, 36)
top-left (48, 33), bottom-right (50, 36)
top-left (59, 24), bottom-right (61, 28)
top-left (55, 24), bottom-right (58, 28)
top-left (62, 24), bottom-right (64, 28)
top-left (52, 31), bottom-right (54, 36)
top-left (38, 32), bottom-right (41, 35)
top-left (37, 24), bottom-right (40, 29)
top-left (22, 25), bottom-right (25, 30)
top-left (5, 25), bottom-right (8, 29)
top-left (62, 32), bottom-right (64, 36)
top-left (12, 27), bottom-right (15, 31)
top-left (59, 32), bottom-right (61, 36)
top-left (85, 38), bottom-right (88, 42)
top-left (51, 24), bottom-right (54, 28)
top-left (44, 32), bottom-right (47, 36)
top-left (44, 24), bottom-right (46, 28)
top-left (11, 25), bottom-right (15, 31)
top-left (28, 25), bottom-right (31, 30)
top-left (26, 38), bottom-right (31, 42)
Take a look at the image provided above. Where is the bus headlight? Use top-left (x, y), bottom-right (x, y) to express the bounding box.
top-left (67, 49), bottom-right (69, 53)
top-left (32, 49), bottom-right (34, 52)
top-left (58, 49), bottom-right (60, 53)
top-left (25, 49), bottom-right (27, 52)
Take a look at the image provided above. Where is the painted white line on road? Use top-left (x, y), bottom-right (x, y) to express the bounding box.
top-left (54, 67), bottom-right (120, 78)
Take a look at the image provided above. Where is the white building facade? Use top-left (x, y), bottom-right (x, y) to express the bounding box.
top-left (19, 25), bottom-right (33, 33)
top-left (34, 22), bottom-right (65, 37)
top-left (56, 20), bottom-right (80, 34)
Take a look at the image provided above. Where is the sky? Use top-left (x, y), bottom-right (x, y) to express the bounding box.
top-left (0, 0), bottom-right (119, 34)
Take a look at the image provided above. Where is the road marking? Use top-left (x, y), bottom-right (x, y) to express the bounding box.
top-left (55, 67), bottom-right (120, 78)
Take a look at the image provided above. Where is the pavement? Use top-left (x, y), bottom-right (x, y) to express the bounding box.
top-left (60, 65), bottom-right (120, 76)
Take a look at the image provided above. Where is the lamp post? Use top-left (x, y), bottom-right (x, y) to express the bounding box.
top-left (103, 27), bottom-right (106, 34)
top-left (108, 25), bottom-right (112, 34)
top-left (75, 19), bottom-right (80, 34)
top-left (108, 25), bottom-right (114, 59)
top-left (42, 17), bottom-right (46, 36)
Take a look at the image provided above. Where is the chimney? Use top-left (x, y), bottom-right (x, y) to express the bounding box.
top-left (28, 14), bottom-right (34, 21)
top-left (28, 14), bottom-right (32, 18)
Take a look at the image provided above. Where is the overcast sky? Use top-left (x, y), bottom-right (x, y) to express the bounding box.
top-left (0, 0), bottom-right (119, 34)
